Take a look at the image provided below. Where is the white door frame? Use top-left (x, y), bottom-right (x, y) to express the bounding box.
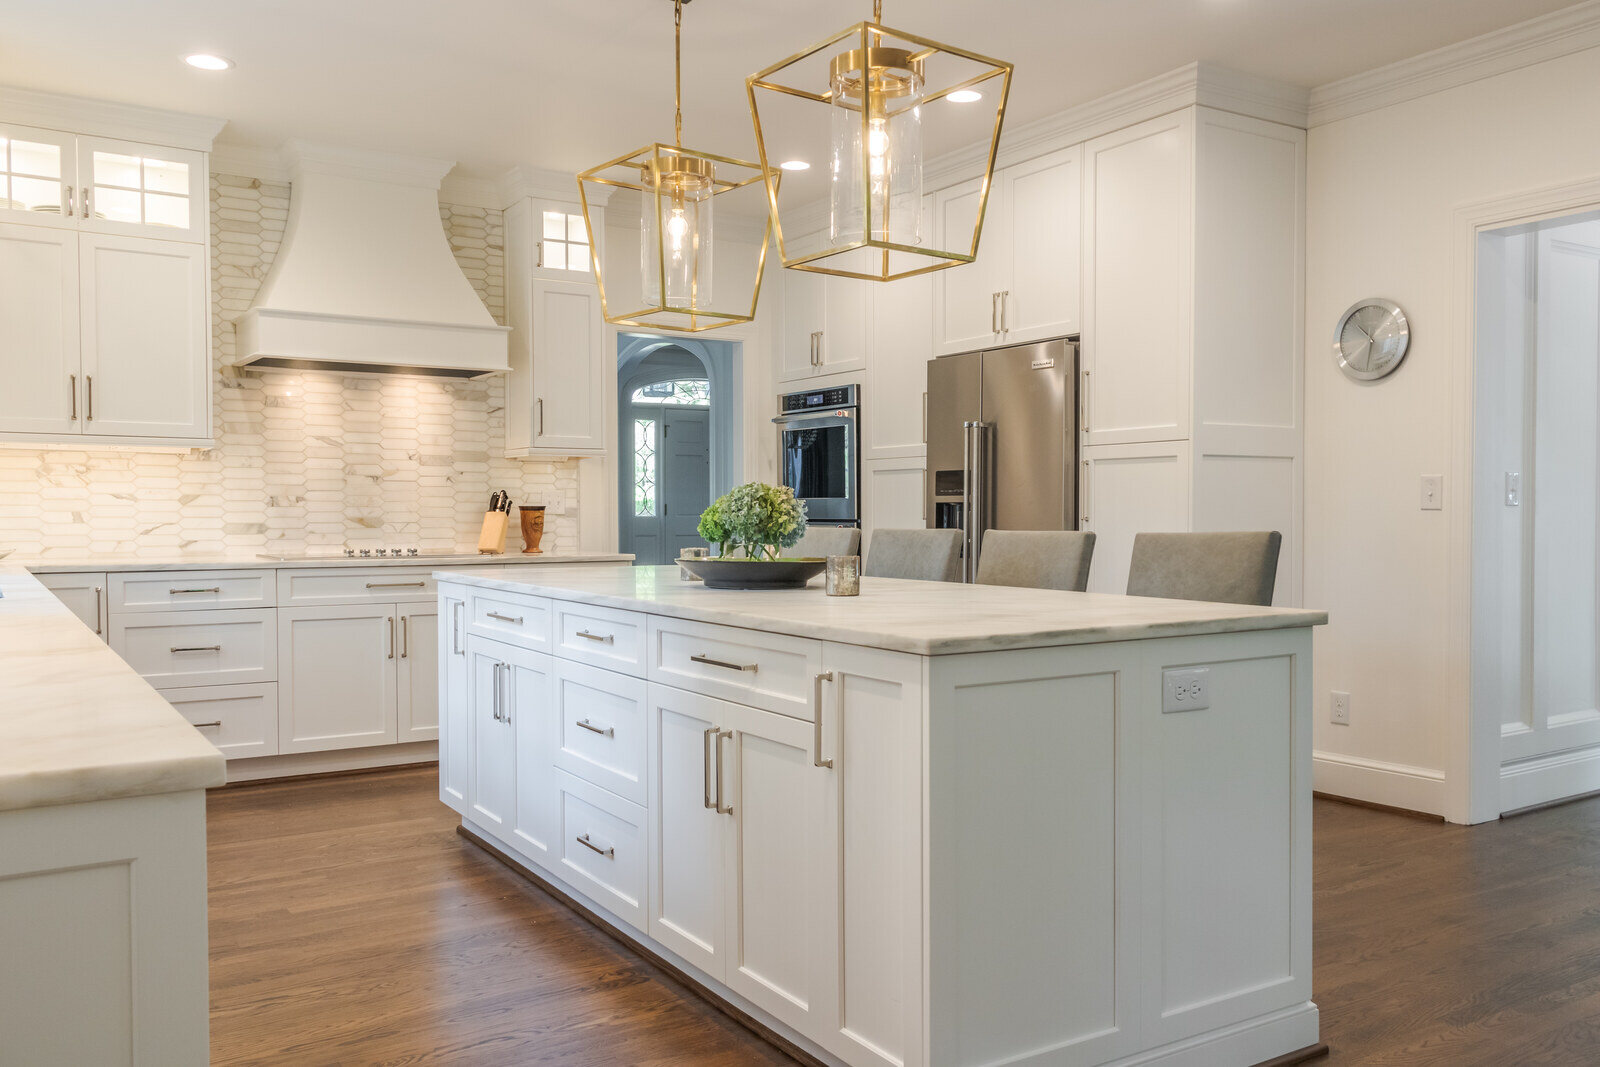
top-left (1450, 175), bottom-right (1600, 824)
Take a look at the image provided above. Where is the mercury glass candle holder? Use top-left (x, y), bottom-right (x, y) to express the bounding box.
top-left (826, 554), bottom-right (861, 596)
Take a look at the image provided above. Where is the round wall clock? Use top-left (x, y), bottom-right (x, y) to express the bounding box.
top-left (1334, 299), bottom-right (1410, 381)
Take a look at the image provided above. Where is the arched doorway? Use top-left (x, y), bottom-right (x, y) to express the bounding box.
top-left (616, 336), bottom-right (740, 565)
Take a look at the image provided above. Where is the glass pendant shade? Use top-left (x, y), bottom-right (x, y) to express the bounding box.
top-left (749, 16), bottom-right (1012, 282)
top-left (641, 152), bottom-right (715, 308)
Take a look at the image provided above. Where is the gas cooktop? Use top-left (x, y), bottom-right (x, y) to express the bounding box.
top-left (254, 548), bottom-right (468, 561)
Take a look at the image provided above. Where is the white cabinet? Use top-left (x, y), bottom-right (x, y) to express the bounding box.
top-left (77, 234), bottom-right (208, 439)
top-left (508, 644), bottom-right (557, 865)
top-left (0, 122), bottom-right (77, 227)
top-left (1081, 442), bottom-right (1191, 595)
top-left (779, 254), bottom-right (871, 383)
top-left (467, 641), bottom-right (516, 833)
top-left (0, 224), bottom-right (78, 434)
top-left (398, 606), bottom-right (439, 742)
top-left (865, 271), bottom-right (932, 460)
top-left (505, 196), bottom-right (607, 459)
top-left (34, 571), bottom-right (106, 639)
top-left (933, 146), bottom-right (1082, 356)
top-left (440, 591), bottom-right (469, 807)
top-left (277, 604), bottom-right (400, 753)
top-left (164, 682), bottom-right (278, 758)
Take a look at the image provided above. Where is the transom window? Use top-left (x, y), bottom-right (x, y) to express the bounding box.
top-left (0, 136), bottom-right (63, 214)
top-left (631, 379), bottom-right (710, 406)
top-left (90, 150), bottom-right (190, 229)
top-left (542, 210), bottom-right (591, 272)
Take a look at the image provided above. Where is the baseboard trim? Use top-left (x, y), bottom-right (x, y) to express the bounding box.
top-left (456, 823), bottom-right (834, 1067)
top-left (1313, 751), bottom-right (1446, 816)
top-left (1255, 1043), bottom-right (1330, 1067)
top-left (218, 742), bottom-right (438, 784)
top-left (1312, 791), bottom-right (1446, 823)
top-left (1499, 742), bottom-right (1600, 815)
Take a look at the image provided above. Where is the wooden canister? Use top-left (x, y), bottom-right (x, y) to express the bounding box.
top-left (519, 505), bottom-right (546, 554)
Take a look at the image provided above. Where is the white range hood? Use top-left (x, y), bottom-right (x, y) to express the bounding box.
top-left (233, 142), bottom-right (509, 379)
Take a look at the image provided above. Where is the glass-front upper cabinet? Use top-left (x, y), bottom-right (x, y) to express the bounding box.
top-left (0, 123), bottom-right (77, 229)
top-left (77, 137), bottom-right (205, 242)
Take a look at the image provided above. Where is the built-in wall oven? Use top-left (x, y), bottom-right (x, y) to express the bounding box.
top-left (774, 384), bottom-right (859, 526)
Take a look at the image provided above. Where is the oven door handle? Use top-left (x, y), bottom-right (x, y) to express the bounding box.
top-left (773, 408), bottom-right (857, 426)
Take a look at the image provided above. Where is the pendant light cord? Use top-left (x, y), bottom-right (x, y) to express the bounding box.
top-left (873, 0), bottom-right (882, 22)
top-left (674, 0), bottom-right (684, 147)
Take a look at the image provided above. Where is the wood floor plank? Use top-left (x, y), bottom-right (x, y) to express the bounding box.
top-left (207, 766), bottom-right (1600, 1065)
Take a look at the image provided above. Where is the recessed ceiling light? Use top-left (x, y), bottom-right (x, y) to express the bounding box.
top-left (184, 53), bottom-right (234, 71)
top-left (946, 89), bottom-right (983, 104)
top-left (779, 159), bottom-right (811, 171)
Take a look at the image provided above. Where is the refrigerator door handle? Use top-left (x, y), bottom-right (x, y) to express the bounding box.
top-left (962, 420), bottom-right (989, 583)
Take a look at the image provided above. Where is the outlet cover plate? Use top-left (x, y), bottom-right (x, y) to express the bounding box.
top-left (1162, 667), bottom-right (1210, 713)
top-left (1331, 691), bottom-right (1351, 725)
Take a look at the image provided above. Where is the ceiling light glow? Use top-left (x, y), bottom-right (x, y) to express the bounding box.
top-left (184, 53), bottom-right (234, 71)
top-left (779, 159), bottom-right (811, 171)
top-left (946, 89), bottom-right (983, 103)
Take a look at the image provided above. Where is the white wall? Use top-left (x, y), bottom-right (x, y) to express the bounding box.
top-left (1306, 44), bottom-right (1600, 818)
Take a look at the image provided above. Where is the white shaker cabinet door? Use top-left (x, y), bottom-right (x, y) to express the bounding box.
top-left (529, 276), bottom-right (604, 454)
top-left (278, 604), bottom-right (398, 754)
top-left (866, 269), bottom-right (932, 460)
top-left (466, 640), bottom-right (516, 833)
top-left (647, 683), bottom-right (731, 979)
top-left (439, 594), bottom-right (470, 810)
top-left (0, 222), bottom-right (79, 434)
top-left (33, 571), bottom-right (106, 639)
top-left (75, 138), bottom-right (206, 243)
top-left (818, 272), bottom-right (870, 378)
top-left (778, 265), bottom-right (824, 384)
top-left (1001, 145), bottom-right (1082, 344)
top-left (398, 606), bottom-right (440, 742)
top-left (507, 644), bottom-right (557, 868)
top-left (721, 700), bottom-right (832, 1039)
top-left (1081, 441), bottom-right (1192, 594)
top-left (78, 233), bottom-right (209, 440)
top-left (931, 175), bottom-right (1001, 357)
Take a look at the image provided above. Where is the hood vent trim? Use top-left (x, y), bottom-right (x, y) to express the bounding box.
top-left (231, 141), bottom-right (510, 378)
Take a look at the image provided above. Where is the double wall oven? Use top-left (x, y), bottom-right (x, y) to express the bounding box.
top-left (774, 384), bottom-right (859, 526)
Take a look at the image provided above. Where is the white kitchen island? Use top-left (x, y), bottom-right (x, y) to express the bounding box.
top-left (435, 565), bottom-right (1328, 1067)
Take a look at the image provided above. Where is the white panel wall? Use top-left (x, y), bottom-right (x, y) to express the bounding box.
top-left (1306, 43), bottom-right (1600, 819)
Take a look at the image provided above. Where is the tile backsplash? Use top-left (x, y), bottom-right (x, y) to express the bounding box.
top-left (0, 174), bottom-right (578, 559)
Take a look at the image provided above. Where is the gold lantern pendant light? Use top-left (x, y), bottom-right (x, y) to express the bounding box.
top-left (577, 0), bottom-right (772, 333)
top-left (747, 0), bottom-right (1013, 283)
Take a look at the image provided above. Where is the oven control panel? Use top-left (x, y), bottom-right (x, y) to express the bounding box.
top-left (780, 384), bottom-right (859, 413)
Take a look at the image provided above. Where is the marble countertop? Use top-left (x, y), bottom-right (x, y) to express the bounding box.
top-left (436, 565), bottom-right (1328, 656)
top-left (12, 551), bottom-right (632, 574)
top-left (0, 564), bottom-right (227, 812)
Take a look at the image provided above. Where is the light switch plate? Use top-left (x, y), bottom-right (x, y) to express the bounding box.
top-left (1162, 667), bottom-right (1210, 713)
top-left (1421, 475), bottom-right (1444, 510)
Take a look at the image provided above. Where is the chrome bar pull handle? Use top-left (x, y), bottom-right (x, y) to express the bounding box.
top-left (452, 601), bottom-right (464, 655)
top-left (69, 373), bottom-right (77, 421)
top-left (492, 662), bottom-right (502, 722)
top-left (365, 581), bottom-right (426, 589)
top-left (169, 587), bottom-right (221, 595)
top-left (170, 645), bottom-right (221, 653)
top-left (487, 611), bottom-right (523, 624)
top-left (85, 375), bottom-right (93, 421)
top-left (575, 718), bottom-right (613, 737)
top-left (714, 729), bottom-right (734, 815)
top-left (500, 663), bottom-right (512, 724)
top-left (387, 616), bottom-right (395, 659)
top-left (537, 397), bottom-right (545, 437)
top-left (1000, 290), bottom-right (1010, 333)
top-left (63, 184), bottom-right (73, 217)
top-left (191, 720), bottom-right (222, 729)
top-left (691, 652), bottom-right (758, 673)
top-left (575, 629), bottom-right (613, 644)
top-left (991, 292), bottom-right (1000, 334)
top-left (703, 725), bottom-right (717, 810)
top-left (813, 671), bottom-right (835, 769)
top-left (575, 833), bottom-right (614, 859)
top-left (400, 615), bottom-right (409, 659)
top-left (82, 188), bottom-right (90, 219)
top-left (93, 586), bottom-right (102, 635)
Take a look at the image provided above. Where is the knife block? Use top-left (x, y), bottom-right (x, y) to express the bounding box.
top-left (477, 510), bottom-right (509, 554)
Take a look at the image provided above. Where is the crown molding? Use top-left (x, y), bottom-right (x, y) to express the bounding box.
top-left (209, 142), bottom-right (290, 183)
top-left (437, 173), bottom-right (501, 209)
top-left (1308, 0), bottom-right (1600, 127)
top-left (280, 140), bottom-right (454, 187)
top-left (501, 164), bottom-right (615, 209)
top-left (0, 85), bottom-right (225, 151)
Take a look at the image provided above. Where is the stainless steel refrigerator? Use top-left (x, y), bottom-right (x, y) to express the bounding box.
top-left (925, 338), bottom-right (1078, 581)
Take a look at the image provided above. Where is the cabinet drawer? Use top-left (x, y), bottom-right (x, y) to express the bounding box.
top-left (552, 659), bottom-right (647, 807)
top-left (555, 769), bottom-right (646, 930)
top-left (553, 601), bottom-right (646, 677)
top-left (649, 616), bottom-right (822, 720)
top-left (111, 569), bottom-right (275, 612)
top-left (109, 608), bottom-right (277, 689)
top-left (468, 590), bottom-right (552, 648)
top-left (277, 567), bottom-right (438, 606)
top-left (163, 682), bottom-right (278, 759)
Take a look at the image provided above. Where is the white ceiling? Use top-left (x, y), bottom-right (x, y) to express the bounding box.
top-left (0, 0), bottom-right (1576, 179)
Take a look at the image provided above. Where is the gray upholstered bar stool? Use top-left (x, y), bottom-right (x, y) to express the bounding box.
top-left (1125, 531), bottom-right (1282, 606)
top-left (863, 528), bottom-right (964, 582)
top-left (792, 525), bottom-right (861, 559)
top-left (975, 530), bottom-right (1097, 592)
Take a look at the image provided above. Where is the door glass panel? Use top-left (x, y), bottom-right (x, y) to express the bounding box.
top-left (143, 158), bottom-right (188, 194)
top-left (569, 243), bottom-right (590, 272)
top-left (543, 241), bottom-right (567, 270)
top-left (11, 139), bottom-right (61, 179)
top-left (543, 210), bottom-right (566, 240)
top-left (10, 175), bottom-right (62, 213)
top-left (93, 151), bottom-right (142, 189)
top-left (94, 185), bottom-right (140, 223)
top-left (144, 192), bottom-right (189, 229)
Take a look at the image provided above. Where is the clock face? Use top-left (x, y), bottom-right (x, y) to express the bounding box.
top-left (1335, 300), bottom-right (1409, 381)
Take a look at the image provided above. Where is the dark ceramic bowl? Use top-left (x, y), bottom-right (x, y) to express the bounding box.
top-left (676, 557), bottom-right (827, 590)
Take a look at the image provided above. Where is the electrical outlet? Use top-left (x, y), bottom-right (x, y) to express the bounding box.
top-left (1331, 691), bottom-right (1351, 725)
top-left (1162, 667), bottom-right (1210, 713)
top-left (1421, 475), bottom-right (1444, 511)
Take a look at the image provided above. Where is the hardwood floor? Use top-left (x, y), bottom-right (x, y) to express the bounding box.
top-left (207, 767), bottom-right (1600, 1066)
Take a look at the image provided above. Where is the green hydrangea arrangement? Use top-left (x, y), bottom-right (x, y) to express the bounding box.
top-left (698, 482), bottom-right (808, 561)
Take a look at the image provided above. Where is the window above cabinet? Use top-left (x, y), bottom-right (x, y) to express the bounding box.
top-left (541, 209), bottom-right (591, 273)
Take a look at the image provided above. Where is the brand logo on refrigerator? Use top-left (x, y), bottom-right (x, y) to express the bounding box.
top-left (1031, 356), bottom-right (1057, 369)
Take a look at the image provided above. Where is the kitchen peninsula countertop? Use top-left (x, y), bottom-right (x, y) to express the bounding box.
top-left (15, 551), bottom-right (633, 573)
top-left (0, 564), bottom-right (226, 812)
top-left (436, 564), bottom-right (1327, 656)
